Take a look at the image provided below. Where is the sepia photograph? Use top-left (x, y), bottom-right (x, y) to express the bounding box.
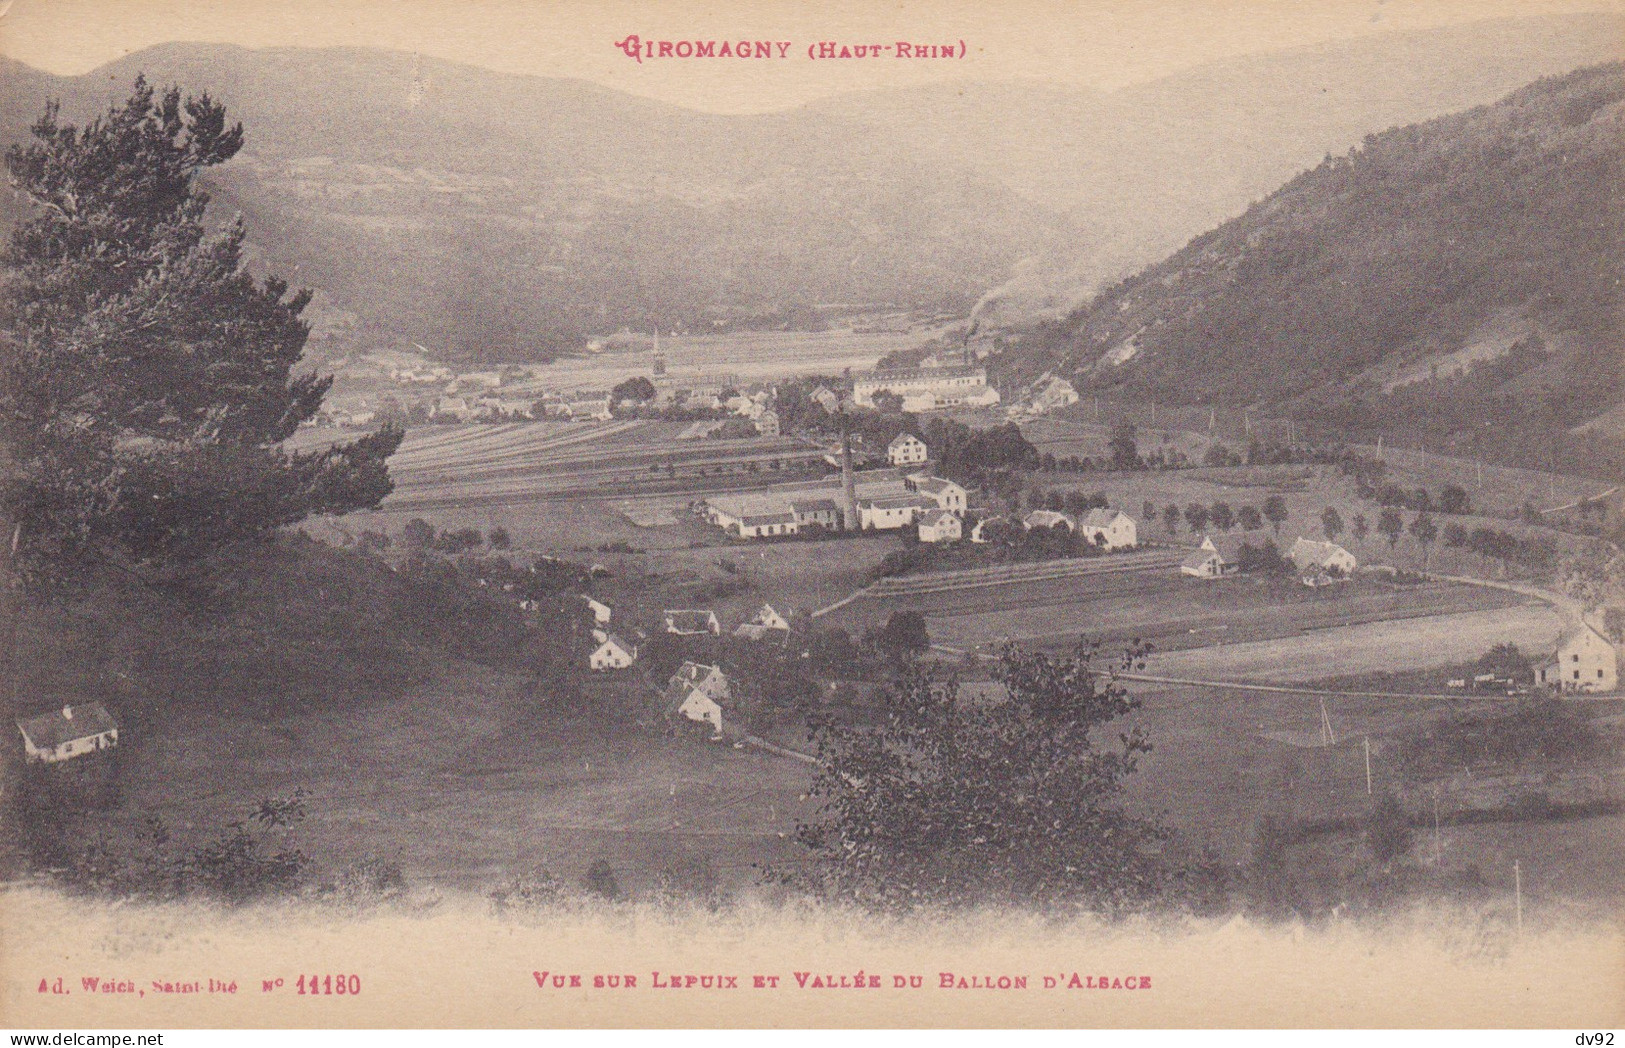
top-left (0, 0), bottom-right (1621, 1030)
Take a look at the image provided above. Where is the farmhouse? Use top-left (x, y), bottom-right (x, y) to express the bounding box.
top-left (1288, 537), bottom-right (1357, 577)
top-left (1023, 510), bottom-right (1075, 532)
top-left (667, 662), bottom-right (732, 735)
top-left (589, 634), bottom-right (638, 671)
top-left (16, 703), bottom-right (119, 764)
top-left (664, 609), bottom-right (721, 636)
top-left (583, 597), bottom-right (612, 624)
top-left (1079, 509), bottom-right (1137, 550)
top-left (1180, 537), bottom-right (1228, 579)
top-left (810, 387), bottom-right (840, 413)
top-left (887, 434), bottom-right (929, 466)
top-left (917, 509), bottom-right (962, 543)
top-left (1534, 624), bottom-right (1619, 693)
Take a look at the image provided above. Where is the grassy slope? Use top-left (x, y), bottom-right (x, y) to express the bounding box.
top-left (1014, 64), bottom-right (1625, 474)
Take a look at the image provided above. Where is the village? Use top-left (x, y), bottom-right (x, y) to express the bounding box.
top-left (14, 322), bottom-right (1625, 917)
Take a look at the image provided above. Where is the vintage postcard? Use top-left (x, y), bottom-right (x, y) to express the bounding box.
top-left (0, 0), bottom-right (1622, 1030)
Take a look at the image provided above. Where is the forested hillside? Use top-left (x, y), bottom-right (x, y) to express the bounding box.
top-left (1014, 64), bottom-right (1623, 474)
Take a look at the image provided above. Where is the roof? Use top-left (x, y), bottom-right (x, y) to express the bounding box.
top-left (1182, 548), bottom-right (1223, 570)
top-left (864, 494), bottom-right (934, 511)
top-left (596, 633), bottom-right (635, 654)
top-left (919, 509), bottom-right (956, 527)
top-left (16, 703), bottom-right (118, 750)
top-left (1080, 508), bottom-right (1129, 528)
top-left (734, 622), bottom-right (778, 640)
top-left (739, 511), bottom-right (797, 526)
top-left (1024, 510), bottom-right (1074, 528)
top-left (1555, 623), bottom-right (1614, 653)
top-left (790, 498), bottom-right (841, 515)
top-left (911, 476), bottom-right (959, 495)
top-left (888, 433), bottom-right (924, 450)
top-left (1289, 537), bottom-right (1354, 566)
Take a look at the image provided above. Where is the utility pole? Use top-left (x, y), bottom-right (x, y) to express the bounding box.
top-left (1514, 860), bottom-right (1523, 932)
top-left (1363, 735), bottom-right (1373, 795)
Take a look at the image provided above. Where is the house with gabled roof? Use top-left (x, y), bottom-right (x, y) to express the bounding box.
top-left (16, 703), bottom-right (119, 763)
top-left (887, 433), bottom-right (928, 466)
top-left (1079, 508), bottom-right (1137, 550)
top-left (1180, 536), bottom-right (1228, 579)
top-left (917, 509), bottom-right (962, 543)
top-left (589, 634), bottom-right (638, 671)
top-left (750, 604), bottom-right (790, 630)
top-left (666, 662), bottom-right (731, 736)
top-left (664, 609), bottom-right (721, 636)
top-left (583, 596), bottom-right (612, 625)
top-left (1534, 623), bottom-right (1619, 694)
top-left (1288, 537), bottom-right (1357, 577)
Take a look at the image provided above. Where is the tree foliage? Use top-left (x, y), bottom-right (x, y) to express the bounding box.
top-left (793, 644), bottom-right (1167, 909)
top-left (0, 78), bottom-right (402, 582)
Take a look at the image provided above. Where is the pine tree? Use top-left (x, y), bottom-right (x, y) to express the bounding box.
top-left (0, 79), bottom-right (403, 581)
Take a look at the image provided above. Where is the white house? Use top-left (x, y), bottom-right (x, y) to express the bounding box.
top-left (917, 509), bottom-right (962, 543)
top-left (810, 387), bottom-right (840, 413)
top-left (1079, 509), bottom-right (1138, 550)
top-left (664, 609), bottom-right (721, 636)
top-left (667, 662), bottom-right (731, 736)
top-left (1180, 537), bottom-right (1228, 579)
top-left (1535, 624), bottom-right (1619, 693)
top-left (16, 703), bottom-right (119, 764)
top-left (1288, 537), bottom-right (1357, 577)
top-left (1023, 509), bottom-right (1075, 532)
top-left (589, 634), bottom-right (638, 671)
top-left (583, 597), bottom-right (612, 625)
top-left (887, 434), bottom-right (929, 466)
top-left (749, 604), bottom-right (790, 631)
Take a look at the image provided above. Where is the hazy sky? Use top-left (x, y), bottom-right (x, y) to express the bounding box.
top-left (1, 0), bottom-right (1619, 111)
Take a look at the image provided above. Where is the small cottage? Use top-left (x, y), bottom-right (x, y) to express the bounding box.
top-left (16, 703), bottom-right (119, 763)
top-left (1288, 537), bottom-right (1357, 577)
top-left (667, 662), bottom-right (732, 736)
top-left (1180, 537), bottom-right (1227, 579)
top-left (917, 509), bottom-right (962, 543)
top-left (1079, 509), bottom-right (1138, 550)
top-left (589, 634), bottom-right (638, 671)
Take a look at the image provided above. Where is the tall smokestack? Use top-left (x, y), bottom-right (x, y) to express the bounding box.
top-left (840, 413), bottom-right (858, 532)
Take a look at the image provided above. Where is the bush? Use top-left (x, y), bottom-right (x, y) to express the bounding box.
top-left (1365, 793), bottom-right (1413, 865)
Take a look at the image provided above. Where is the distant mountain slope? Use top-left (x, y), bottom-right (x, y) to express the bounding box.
top-left (1011, 64), bottom-right (1624, 472)
top-left (0, 45), bottom-right (1072, 363)
top-left (0, 14), bottom-right (1616, 363)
